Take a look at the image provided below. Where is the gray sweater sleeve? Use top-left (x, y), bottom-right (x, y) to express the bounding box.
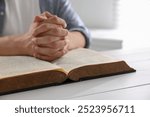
top-left (53, 0), bottom-right (91, 48)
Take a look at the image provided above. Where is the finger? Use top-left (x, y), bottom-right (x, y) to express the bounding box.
top-left (34, 12), bottom-right (52, 23)
top-left (34, 46), bottom-right (57, 56)
top-left (40, 28), bottom-right (68, 37)
top-left (34, 43), bottom-right (65, 57)
top-left (40, 12), bottom-right (67, 28)
top-left (35, 54), bottom-right (55, 61)
top-left (42, 11), bottom-right (53, 18)
top-left (34, 40), bottom-right (66, 56)
top-left (33, 36), bottom-right (62, 46)
top-left (43, 15), bottom-right (67, 28)
top-left (33, 23), bottom-right (68, 37)
top-left (49, 40), bottom-right (67, 49)
top-left (63, 39), bottom-right (70, 53)
top-left (35, 50), bottom-right (64, 61)
top-left (34, 15), bottom-right (47, 22)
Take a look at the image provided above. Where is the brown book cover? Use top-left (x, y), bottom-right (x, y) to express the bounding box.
top-left (0, 48), bottom-right (135, 95)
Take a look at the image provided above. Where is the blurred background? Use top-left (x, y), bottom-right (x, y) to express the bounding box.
top-left (70, 0), bottom-right (150, 51)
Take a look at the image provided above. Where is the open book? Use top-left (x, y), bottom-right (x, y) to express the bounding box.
top-left (0, 48), bottom-right (135, 95)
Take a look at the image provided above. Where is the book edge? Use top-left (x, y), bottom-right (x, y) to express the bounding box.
top-left (0, 70), bottom-right (67, 95)
top-left (68, 61), bottom-right (136, 81)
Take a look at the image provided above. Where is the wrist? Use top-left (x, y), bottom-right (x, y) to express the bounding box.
top-left (0, 35), bottom-right (28, 56)
top-left (18, 33), bottom-right (34, 56)
top-left (11, 33), bottom-right (34, 56)
top-left (67, 31), bottom-right (86, 50)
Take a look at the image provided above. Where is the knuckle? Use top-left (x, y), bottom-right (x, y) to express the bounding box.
top-left (53, 27), bottom-right (60, 34)
top-left (58, 51), bottom-right (64, 57)
top-left (49, 16), bottom-right (57, 23)
top-left (31, 37), bottom-right (37, 44)
top-left (45, 11), bottom-right (52, 16)
top-left (42, 24), bottom-right (49, 30)
top-left (32, 29), bottom-right (37, 36)
top-left (64, 29), bottom-right (68, 35)
top-left (53, 15), bottom-right (58, 20)
top-left (43, 11), bottom-right (48, 15)
top-left (61, 29), bottom-right (68, 36)
top-left (35, 38), bottom-right (40, 44)
top-left (34, 46), bottom-right (40, 53)
top-left (52, 42), bottom-right (58, 48)
top-left (63, 40), bottom-right (67, 46)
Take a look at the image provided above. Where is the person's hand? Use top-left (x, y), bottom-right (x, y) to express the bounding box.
top-left (31, 23), bottom-right (69, 61)
top-left (24, 12), bottom-right (70, 61)
top-left (29, 12), bottom-right (67, 32)
top-left (0, 12), bottom-right (85, 57)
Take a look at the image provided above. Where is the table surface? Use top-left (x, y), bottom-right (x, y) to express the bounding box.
top-left (0, 48), bottom-right (150, 100)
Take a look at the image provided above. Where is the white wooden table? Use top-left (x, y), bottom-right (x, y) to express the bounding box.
top-left (0, 48), bottom-right (150, 100)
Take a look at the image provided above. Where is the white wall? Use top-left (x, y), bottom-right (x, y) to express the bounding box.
top-left (118, 0), bottom-right (150, 49)
top-left (70, 0), bottom-right (118, 29)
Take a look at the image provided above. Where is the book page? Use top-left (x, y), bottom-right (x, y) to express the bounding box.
top-left (0, 56), bottom-right (63, 79)
top-left (52, 48), bottom-right (121, 73)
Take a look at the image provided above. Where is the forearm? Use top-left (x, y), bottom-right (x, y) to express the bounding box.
top-left (0, 34), bottom-right (32, 56)
top-left (67, 31), bottom-right (86, 50)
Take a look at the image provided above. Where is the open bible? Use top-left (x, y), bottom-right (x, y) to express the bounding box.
top-left (0, 48), bottom-right (135, 95)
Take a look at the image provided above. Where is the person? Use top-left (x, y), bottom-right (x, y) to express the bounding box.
top-left (0, 0), bottom-right (90, 61)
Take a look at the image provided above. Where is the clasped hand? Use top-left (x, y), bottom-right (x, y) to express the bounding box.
top-left (25, 12), bottom-right (70, 61)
